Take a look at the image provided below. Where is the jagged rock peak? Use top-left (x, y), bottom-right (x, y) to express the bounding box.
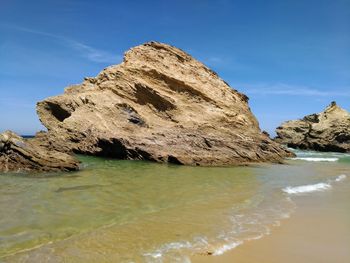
top-left (275, 102), bottom-right (350, 152)
top-left (323, 101), bottom-right (348, 115)
top-left (36, 41), bottom-right (293, 166)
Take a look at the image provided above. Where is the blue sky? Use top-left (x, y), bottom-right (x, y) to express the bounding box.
top-left (0, 0), bottom-right (349, 135)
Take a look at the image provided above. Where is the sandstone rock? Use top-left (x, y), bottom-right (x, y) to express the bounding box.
top-left (0, 131), bottom-right (80, 172)
top-left (36, 41), bottom-right (293, 166)
top-left (275, 102), bottom-right (350, 152)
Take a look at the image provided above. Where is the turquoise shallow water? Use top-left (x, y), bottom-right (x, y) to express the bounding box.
top-left (0, 151), bottom-right (349, 262)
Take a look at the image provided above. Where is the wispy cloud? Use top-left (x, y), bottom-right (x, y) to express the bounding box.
top-left (205, 56), bottom-right (224, 64)
top-left (196, 55), bottom-right (226, 67)
top-left (237, 83), bottom-right (350, 97)
top-left (197, 55), bottom-right (248, 72)
top-left (3, 24), bottom-right (119, 63)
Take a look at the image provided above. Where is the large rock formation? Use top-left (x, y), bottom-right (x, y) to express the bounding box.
top-left (275, 102), bottom-right (350, 152)
top-left (0, 131), bottom-right (79, 172)
top-left (36, 41), bottom-right (292, 166)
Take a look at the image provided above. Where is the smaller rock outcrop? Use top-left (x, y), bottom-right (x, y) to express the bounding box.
top-left (0, 131), bottom-right (80, 172)
top-left (275, 102), bottom-right (350, 152)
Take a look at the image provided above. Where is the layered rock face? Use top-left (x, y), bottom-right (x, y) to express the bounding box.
top-left (37, 41), bottom-right (292, 166)
top-left (0, 131), bottom-right (79, 172)
top-left (275, 102), bottom-right (350, 152)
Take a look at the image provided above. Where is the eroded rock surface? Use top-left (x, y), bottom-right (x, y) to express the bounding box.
top-left (0, 131), bottom-right (79, 172)
top-left (37, 41), bottom-right (293, 165)
top-left (275, 102), bottom-right (350, 152)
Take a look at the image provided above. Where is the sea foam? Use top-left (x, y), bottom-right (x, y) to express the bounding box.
top-left (283, 183), bottom-right (332, 194)
top-left (283, 174), bottom-right (347, 195)
top-left (212, 241), bottom-right (243, 255)
top-left (143, 241), bottom-right (193, 261)
top-left (334, 174), bottom-right (347, 182)
top-left (292, 157), bottom-right (338, 162)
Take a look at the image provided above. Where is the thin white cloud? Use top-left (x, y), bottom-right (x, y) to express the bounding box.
top-left (237, 83), bottom-right (350, 97)
top-left (206, 56), bottom-right (224, 64)
top-left (197, 55), bottom-right (248, 72)
top-left (196, 55), bottom-right (226, 67)
top-left (3, 24), bottom-right (119, 63)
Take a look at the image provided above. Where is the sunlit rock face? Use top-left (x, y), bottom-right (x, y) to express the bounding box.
top-left (37, 41), bottom-right (292, 166)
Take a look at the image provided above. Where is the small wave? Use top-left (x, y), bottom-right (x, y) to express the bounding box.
top-left (144, 241), bottom-right (193, 262)
top-left (212, 241), bottom-right (243, 255)
top-left (283, 183), bottom-right (332, 194)
top-left (291, 157), bottom-right (339, 162)
top-left (334, 174), bottom-right (347, 182)
top-left (283, 174), bottom-right (347, 195)
top-left (290, 149), bottom-right (350, 157)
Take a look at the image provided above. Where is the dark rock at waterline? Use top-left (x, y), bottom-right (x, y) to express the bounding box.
top-left (275, 102), bottom-right (350, 152)
top-left (0, 131), bottom-right (79, 172)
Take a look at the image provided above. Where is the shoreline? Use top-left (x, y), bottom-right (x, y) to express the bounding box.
top-left (1, 154), bottom-right (349, 262)
top-left (191, 184), bottom-right (350, 263)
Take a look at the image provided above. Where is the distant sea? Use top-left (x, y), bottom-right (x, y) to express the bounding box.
top-left (22, 135), bottom-right (35, 139)
top-left (0, 150), bottom-right (349, 262)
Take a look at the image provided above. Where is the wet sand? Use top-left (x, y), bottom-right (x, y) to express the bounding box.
top-left (192, 183), bottom-right (350, 263)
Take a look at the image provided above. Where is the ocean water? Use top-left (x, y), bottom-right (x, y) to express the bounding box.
top-left (0, 150), bottom-right (349, 262)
